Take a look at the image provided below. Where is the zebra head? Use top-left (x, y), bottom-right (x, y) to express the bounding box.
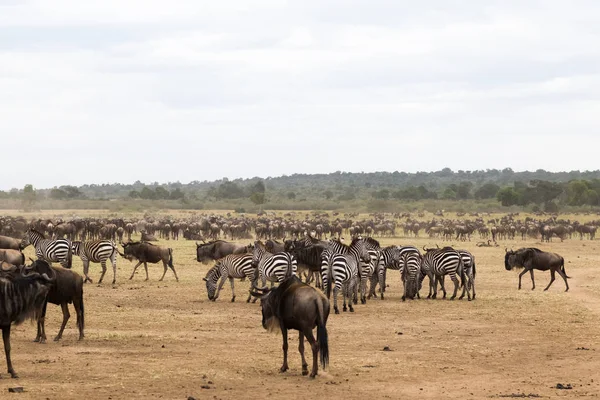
top-left (203, 264), bottom-right (220, 301)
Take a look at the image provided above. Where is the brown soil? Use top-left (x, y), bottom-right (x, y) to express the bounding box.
top-left (2, 236), bottom-right (600, 399)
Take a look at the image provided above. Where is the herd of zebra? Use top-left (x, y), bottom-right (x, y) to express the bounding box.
top-left (203, 235), bottom-right (476, 314)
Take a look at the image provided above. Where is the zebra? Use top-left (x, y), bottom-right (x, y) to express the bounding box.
top-left (437, 250), bottom-right (476, 300)
top-left (203, 253), bottom-right (255, 302)
top-left (23, 229), bottom-right (72, 269)
top-left (371, 245), bottom-right (416, 300)
top-left (251, 241), bottom-right (297, 290)
top-left (421, 246), bottom-right (470, 300)
top-left (71, 240), bottom-right (118, 284)
top-left (322, 238), bottom-right (371, 314)
top-left (400, 248), bottom-right (422, 301)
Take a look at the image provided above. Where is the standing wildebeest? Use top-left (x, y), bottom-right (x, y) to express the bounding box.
top-left (0, 235), bottom-right (23, 251)
top-left (120, 242), bottom-right (179, 281)
top-left (0, 265), bottom-right (55, 378)
top-left (195, 240), bottom-right (248, 264)
top-left (29, 260), bottom-right (84, 343)
top-left (505, 248), bottom-right (569, 291)
top-left (0, 249), bottom-right (25, 266)
top-left (250, 275), bottom-right (329, 378)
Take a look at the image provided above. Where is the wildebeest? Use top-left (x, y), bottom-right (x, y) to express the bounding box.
top-left (120, 241), bottom-right (179, 281)
top-left (0, 249), bottom-right (25, 266)
top-left (0, 235), bottom-right (23, 251)
top-left (505, 248), bottom-right (569, 291)
top-left (0, 265), bottom-right (55, 378)
top-left (195, 240), bottom-right (248, 264)
top-left (29, 259), bottom-right (84, 343)
top-left (250, 275), bottom-right (329, 378)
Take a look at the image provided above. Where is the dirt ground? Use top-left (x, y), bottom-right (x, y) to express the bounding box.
top-left (2, 218), bottom-right (600, 399)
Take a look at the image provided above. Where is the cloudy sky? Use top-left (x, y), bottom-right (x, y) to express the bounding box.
top-left (1, 0), bottom-right (599, 190)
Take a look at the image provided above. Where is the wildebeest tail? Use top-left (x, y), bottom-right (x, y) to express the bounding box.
top-left (168, 248), bottom-right (174, 268)
top-left (561, 257), bottom-right (571, 278)
top-left (316, 298), bottom-right (329, 369)
top-left (66, 241), bottom-right (73, 268)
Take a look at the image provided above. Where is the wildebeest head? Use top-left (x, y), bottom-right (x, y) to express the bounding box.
top-left (121, 242), bottom-right (138, 262)
top-left (196, 242), bottom-right (215, 264)
top-left (505, 248), bottom-right (533, 271)
top-left (504, 248), bottom-right (515, 270)
top-left (251, 287), bottom-right (280, 333)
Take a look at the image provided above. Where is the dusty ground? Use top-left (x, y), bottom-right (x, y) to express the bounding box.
top-left (2, 216), bottom-right (600, 399)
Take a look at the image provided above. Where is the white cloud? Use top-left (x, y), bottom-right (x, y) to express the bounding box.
top-left (1, 0), bottom-right (600, 189)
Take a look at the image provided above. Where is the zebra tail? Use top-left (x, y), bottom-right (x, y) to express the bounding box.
top-left (472, 261), bottom-right (476, 279)
top-left (316, 298), bottom-right (329, 369)
top-left (458, 256), bottom-right (466, 289)
top-left (168, 248), bottom-right (174, 268)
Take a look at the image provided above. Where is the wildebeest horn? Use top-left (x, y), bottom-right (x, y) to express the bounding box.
top-left (202, 277), bottom-right (207, 282)
top-left (29, 257), bottom-right (35, 263)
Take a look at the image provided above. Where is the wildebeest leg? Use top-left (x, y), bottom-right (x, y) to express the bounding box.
top-left (35, 301), bottom-right (48, 343)
top-left (544, 269), bottom-right (556, 291)
top-left (298, 332), bottom-right (309, 376)
top-left (304, 329), bottom-right (319, 378)
top-left (517, 268), bottom-right (528, 290)
top-left (55, 303), bottom-right (70, 341)
top-left (280, 326), bottom-right (289, 373)
top-left (83, 260), bottom-right (93, 283)
top-left (129, 261), bottom-right (143, 280)
top-left (2, 325), bottom-right (17, 378)
top-left (556, 268), bottom-right (569, 292)
top-left (144, 262), bottom-right (149, 281)
top-left (529, 269), bottom-right (535, 290)
top-left (229, 277), bottom-right (236, 302)
top-left (159, 261), bottom-right (168, 281)
top-left (98, 260), bottom-right (107, 284)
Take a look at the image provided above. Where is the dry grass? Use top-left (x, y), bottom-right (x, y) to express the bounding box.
top-left (1, 211), bottom-right (600, 399)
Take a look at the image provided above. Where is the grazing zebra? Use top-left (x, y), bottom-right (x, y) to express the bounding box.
top-left (203, 254), bottom-right (255, 302)
top-left (252, 241), bottom-right (297, 290)
top-left (23, 229), bottom-right (72, 269)
top-left (322, 238), bottom-right (371, 314)
top-left (370, 246), bottom-right (414, 300)
top-left (71, 240), bottom-right (119, 284)
top-left (421, 246), bottom-right (470, 300)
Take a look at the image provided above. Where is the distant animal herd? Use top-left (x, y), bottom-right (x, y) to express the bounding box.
top-left (0, 211), bottom-right (579, 378)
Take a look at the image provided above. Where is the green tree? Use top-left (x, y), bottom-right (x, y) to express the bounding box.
top-left (324, 190), bottom-right (334, 200)
top-left (50, 188), bottom-right (68, 200)
top-left (474, 183), bottom-right (500, 199)
top-left (154, 186), bottom-right (170, 200)
top-left (441, 188), bottom-right (457, 200)
top-left (140, 186), bottom-right (156, 199)
top-left (287, 191), bottom-right (296, 200)
top-left (456, 181), bottom-right (473, 200)
top-left (128, 190), bottom-right (141, 199)
top-left (170, 188), bottom-right (185, 200)
top-left (22, 184), bottom-right (37, 210)
top-left (497, 187), bottom-right (520, 206)
top-left (566, 180), bottom-right (589, 206)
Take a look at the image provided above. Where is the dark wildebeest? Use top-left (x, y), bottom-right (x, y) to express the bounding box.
top-left (120, 242), bottom-right (179, 281)
top-left (195, 240), bottom-right (248, 264)
top-left (505, 248), bottom-right (569, 291)
top-left (29, 259), bottom-right (84, 343)
top-left (0, 235), bottom-right (23, 251)
top-left (250, 275), bottom-right (329, 378)
top-left (0, 249), bottom-right (25, 266)
top-left (0, 264), bottom-right (55, 378)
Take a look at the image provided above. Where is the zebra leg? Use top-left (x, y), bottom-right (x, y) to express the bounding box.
top-left (298, 332), bottom-right (309, 376)
top-left (98, 261), bottom-right (107, 284)
top-left (280, 326), bottom-right (289, 373)
top-left (214, 275), bottom-right (228, 301)
top-left (111, 255), bottom-right (117, 285)
top-left (341, 283), bottom-right (347, 312)
top-left (440, 276), bottom-right (447, 299)
top-left (129, 261), bottom-right (142, 280)
top-left (349, 281), bottom-right (356, 312)
top-left (229, 277), bottom-right (236, 302)
top-left (55, 303), bottom-right (70, 341)
top-left (333, 285), bottom-right (340, 314)
top-left (83, 260), bottom-right (93, 283)
top-left (430, 274), bottom-right (437, 299)
top-left (450, 274), bottom-right (459, 300)
top-left (360, 277), bottom-right (366, 304)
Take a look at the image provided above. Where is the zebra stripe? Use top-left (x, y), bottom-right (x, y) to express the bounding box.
top-left (252, 241), bottom-right (297, 289)
top-left (321, 238), bottom-right (370, 314)
top-left (25, 229), bottom-right (72, 269)
top-left (72, 240), bottom-right (118, 284)
top-left (203, 254), bottom-right (255, 302)
top-left (421, 247), bottom-right (470, 300)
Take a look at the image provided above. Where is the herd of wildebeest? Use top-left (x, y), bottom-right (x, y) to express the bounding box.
top-left (0, 210), bottom-right (581, 379)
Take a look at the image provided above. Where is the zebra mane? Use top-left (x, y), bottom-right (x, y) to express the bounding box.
top-left (28, 229), bottom-right (45, 239)
top-left (364, 237), bottom-right (380, 248)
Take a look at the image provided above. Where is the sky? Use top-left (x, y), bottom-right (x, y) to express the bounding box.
top-left (1, 0), bottom-right (600, 190)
